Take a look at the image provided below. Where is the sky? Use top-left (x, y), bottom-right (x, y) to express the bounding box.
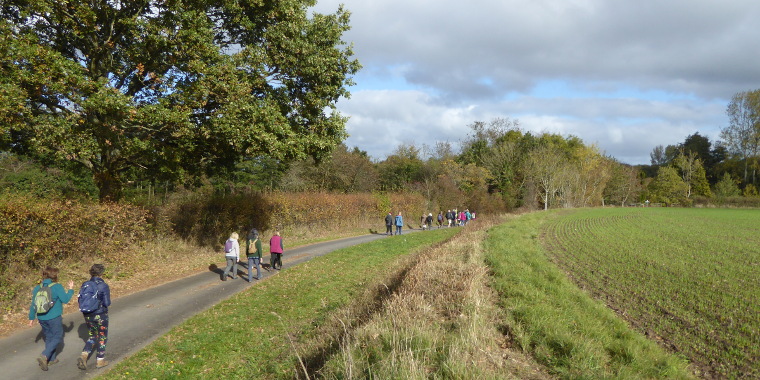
top-left (310, 0), bottom-right (760, 165)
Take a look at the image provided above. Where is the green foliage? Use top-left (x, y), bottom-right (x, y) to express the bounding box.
top-left (743, 183), bottom-right (759, 197)
top-left (674, 152), bottom-right (712, 197)
top-left (0, 0), bottom-right (360, 202)
top-left (0, 153), bottom-right (98, 199)
top-left (377, 144), bottom-right (424, 191)
top-left (541, 208), bottom-right (760, 379)
top-left (713, 172), bottom-right (740, 198)
top-left (649, 166), bottom-right (688, 204)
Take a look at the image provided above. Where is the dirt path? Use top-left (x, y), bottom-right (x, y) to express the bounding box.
top-left (0, 232), bottom-right (397, 379)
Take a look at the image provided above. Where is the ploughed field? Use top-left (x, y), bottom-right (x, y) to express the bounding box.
top-left (540, 208), bottom-right (759, 379)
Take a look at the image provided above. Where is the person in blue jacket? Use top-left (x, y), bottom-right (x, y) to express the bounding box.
top-left (395, 211), bottom-right (404, 235)
top-left (28, 266), bottom-right (75, 371)
top-left (77, 263), bottom-right (112, 370)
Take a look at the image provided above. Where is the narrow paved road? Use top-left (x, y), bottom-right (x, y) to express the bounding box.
top-left (0, 231), bottom-right (401, 379)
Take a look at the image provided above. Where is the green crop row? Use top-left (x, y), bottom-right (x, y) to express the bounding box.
top-left (541, 208), bottom-right (759, 379)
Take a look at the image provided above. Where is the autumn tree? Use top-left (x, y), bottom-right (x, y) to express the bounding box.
top-left (561, 145), bottom-right (611, 207)
top-left (0, 0), bottom-right (360, 201)
top-left (603, 161), bottom-right (642, 206)
top-left (458, 118), bottom-right (530, 208)
top-left (280, 144), bottom-right (378, 192)
top-left (524, 144), bottom-right (569, 210)
top-left (437, 159), bottom-right (494, 211)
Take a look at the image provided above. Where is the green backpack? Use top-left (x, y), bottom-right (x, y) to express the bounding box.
top-left (34, 282), bottom-right (56, 315)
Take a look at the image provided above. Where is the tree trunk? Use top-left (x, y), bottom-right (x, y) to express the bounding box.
top-left (94, 170), bottom-right (123, 203)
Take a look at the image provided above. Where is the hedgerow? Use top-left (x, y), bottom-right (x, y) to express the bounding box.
top-left (0, 193), bottom-right (149, 312)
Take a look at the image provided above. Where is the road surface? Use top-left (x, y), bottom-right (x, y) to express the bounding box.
top-left (0, 232), bottom-right (400, 379)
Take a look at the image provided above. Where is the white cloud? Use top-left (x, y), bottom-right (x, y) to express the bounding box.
top-left (313, 0), bottom-right (760, 164)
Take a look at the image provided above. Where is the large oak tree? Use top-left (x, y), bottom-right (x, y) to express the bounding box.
top-left (0, 0), bottom-right (360, 201)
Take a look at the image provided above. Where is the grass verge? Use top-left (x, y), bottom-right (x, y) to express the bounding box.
top-left (308, 215), bottom-right (552, 379)
top-left (484, 212), bottom-right (693, 379)
top-left (98, 228), bottom-right (459, 379)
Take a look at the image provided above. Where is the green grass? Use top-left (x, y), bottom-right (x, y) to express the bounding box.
top-left (99, 228), bottom-right (459, 379)
top-left (313, 217), bottom-right (549, 379)
top-left (485, 212), bottom-right (693, 379)
top-left (540, 207), bottom-right (760, 379)
top-left (96, 208), bottom-right (758, 379)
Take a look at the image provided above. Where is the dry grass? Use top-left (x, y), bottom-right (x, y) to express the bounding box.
top-left (300, 217), bottom-right (553, 379)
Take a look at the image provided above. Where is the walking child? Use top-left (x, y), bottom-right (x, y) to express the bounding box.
top-left (77, 264), bottom-right (112, 370)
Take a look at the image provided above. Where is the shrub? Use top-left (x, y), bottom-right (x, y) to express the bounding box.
top-left (162, 190), bottom-right (426, 247)
top-left (0, 193), bottom-right (149, 312)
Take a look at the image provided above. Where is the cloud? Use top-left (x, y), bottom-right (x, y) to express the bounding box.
top-left (312, 0), bottom-right (760, 164)
top-left (340, 90), bottom-right (726, 165)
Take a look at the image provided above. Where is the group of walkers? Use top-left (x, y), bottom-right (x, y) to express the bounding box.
top-left (221, 228), bottom-right (285, 282)
top-left (384, 208), bottom-right (475, 235)
top-left (28, 264), bottom-right (111, 372)
top-left (27, 227), bottom-right (287, 373)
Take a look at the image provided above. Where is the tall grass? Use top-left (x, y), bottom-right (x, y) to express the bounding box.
top-left (484, 212), bottom-right (693, 379)
top-left (313, 215), bottom-right (551, 379)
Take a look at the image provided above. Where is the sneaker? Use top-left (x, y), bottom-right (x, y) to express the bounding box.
top-left (77, 352), bottom-right (88, 370)
top-left (48, 359), bottom-right (59, 365)
top-left (37, 355), bottom-right (48, 371)
top-left (221, 274), bottom-right (227, 281)
top-left (96, 359), bottom-right (109, 369)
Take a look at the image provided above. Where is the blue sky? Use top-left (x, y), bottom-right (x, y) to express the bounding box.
top-left (312, 0), bottom-right (760, 165)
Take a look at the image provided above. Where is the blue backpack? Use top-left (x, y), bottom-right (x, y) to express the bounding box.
top-left (78, 280), bottom-right (102, 314)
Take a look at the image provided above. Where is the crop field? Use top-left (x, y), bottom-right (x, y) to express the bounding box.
top-left (540, 207), bottom-right (759, 379)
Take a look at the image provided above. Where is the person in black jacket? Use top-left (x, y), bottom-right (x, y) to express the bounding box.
top-left (384, 212), bottom-right (394, 235)
top-left (77, 264), bottom-right (112, 370)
